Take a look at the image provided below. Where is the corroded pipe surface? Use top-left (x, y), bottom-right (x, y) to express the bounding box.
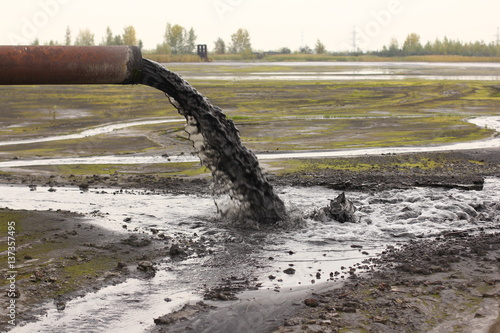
top-left (0, 45), bottom-right (142, 85)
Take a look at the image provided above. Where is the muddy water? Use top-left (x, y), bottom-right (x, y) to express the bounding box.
top-left (139, 58), bottom-right (287, 226)
top-left (0, 118), bottom-right (183, 147)
top-left (172, 61), bottom-right (500, 81)
top-left (4, 178), bottom-right (500, 332)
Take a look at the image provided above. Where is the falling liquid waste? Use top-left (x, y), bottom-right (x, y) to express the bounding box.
top-left (139, 59), bottom-right (288, 227)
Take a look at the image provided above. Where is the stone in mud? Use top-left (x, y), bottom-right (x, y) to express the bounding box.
top-left (120, 235), bottom-right (151, 247)
top-left (137, 261), bottom-right (155, 272)
top-left (304, 298), bottom-right (319, 307)
top-left (283, 267), bottom-right (296, 275)
top-left (311, 192), bottom-right (357, 223)
top-left (169, 243), bottom-right (187, 256)
top-left (283, 317), bottom-right (302, 326)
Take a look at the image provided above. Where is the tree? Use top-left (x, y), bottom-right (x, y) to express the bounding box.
top-left (122, 26), bottom-right (137, 46)
top-left (315, 39), bottom-right (326, 54)
top-left (279, 47), bottom-right (291, 54)
top-left (113, 35), bottom-right (123, 45)
top-left (387, 37), bottom-right (400, 56)
top-left (74, 29), bottom-right (95, 46)
top-left (214, 37), bottom-right (226, 54)
top-left (103, 26), bottom-right (114, 45)
top-left (402, 33), bottom-right (422, 55)
top-left (298, 45), bottom-right (313, 54)
top-left (229, 28), bottom-right (252, 54)
top-left (156, 42), bottom-right (170, 54)
top-left (165, 23), bottom-right (185, 54)
top-left (185, 28), bottom-right (197, 54)
top-left (31, 38), bottom-right (39, 46)
top-left (64, 26), bottom-right (71, 46)
top-left (162, 23), bottom-right (197, 54)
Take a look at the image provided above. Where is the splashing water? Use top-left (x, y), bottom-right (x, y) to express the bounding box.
top-left (139, 59), bottom-right (287, 227)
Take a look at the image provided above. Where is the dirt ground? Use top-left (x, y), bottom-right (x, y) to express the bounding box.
top-left (1, 148), bottom-right (500, 332)
top-left (271, 232), bottom-right (500, 333)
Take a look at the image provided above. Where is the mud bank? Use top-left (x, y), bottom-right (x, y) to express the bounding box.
top-left (0, 209), bottom-right (211, 332)
top-left (1, 148), bottom-right (498, 193)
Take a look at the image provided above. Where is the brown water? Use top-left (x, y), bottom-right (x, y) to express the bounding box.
top-left (140, 59), bottom-right (287, 227)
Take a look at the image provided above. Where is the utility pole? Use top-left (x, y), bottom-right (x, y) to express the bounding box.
top-left (352, 26), bottom-right (357, 53)
top-left (496, 27), bottom-right (500, 46)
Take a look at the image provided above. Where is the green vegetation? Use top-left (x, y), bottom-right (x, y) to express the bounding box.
top-left (34, 24), bottom-right (500, 62)
top-left (378, 33), bottom-right (500, 57)
top-left (268, 155), bottom-right (446, 176)
top-left (26, 162), bottom-right (209, 178)
top-left (58, 257), bottom-right (119, 295)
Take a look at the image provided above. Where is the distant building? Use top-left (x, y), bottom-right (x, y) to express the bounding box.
top-left (197, 44), bottom-right (209, 62)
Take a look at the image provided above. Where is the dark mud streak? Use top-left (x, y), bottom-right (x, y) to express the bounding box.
top-left (140, 59), bottom-right (287, 225)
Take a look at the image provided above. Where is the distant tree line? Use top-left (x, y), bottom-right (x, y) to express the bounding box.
top-left (377, 33), bottom-right (500, 57)
top-left (30, 26), bottom-right (500, 58)
top-left (31, 25), bottom-right (143, 49)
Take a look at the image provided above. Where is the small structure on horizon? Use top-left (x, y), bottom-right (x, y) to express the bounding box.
top-left (197, 44), bottom-right (209, 62)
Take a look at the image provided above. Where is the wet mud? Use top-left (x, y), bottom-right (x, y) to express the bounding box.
top-left (1, 148), bottom-right (499, 332)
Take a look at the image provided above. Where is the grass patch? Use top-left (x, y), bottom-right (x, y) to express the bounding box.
top-left (0, 211), bottom-right (25, 252)
top-left (58, 257), bottom-right (118, 295)
top-left (26, 162), bottom-right (210, 178)
top-left (269, 155), bottom-right (447, 176)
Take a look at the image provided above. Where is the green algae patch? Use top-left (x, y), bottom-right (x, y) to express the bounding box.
top-left (268, 154), bottom-right (449, 176)
top-left (58, 256), bottom-right (120, 295)
top-left (25, 162), bottom-right (209, 178)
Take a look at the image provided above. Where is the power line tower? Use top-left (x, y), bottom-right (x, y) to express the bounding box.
top-left (352, 26), bottom-right (357, 52)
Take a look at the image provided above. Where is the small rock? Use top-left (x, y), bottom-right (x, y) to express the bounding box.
top-left (304, 298), bottom-right (319, 307)
top-left (137, 261), bottom-right (155, 272)
top-left (283, 267), bottom-right (296, 275)
top-left (339, 307), bottom-right (356, 313)
top-left (55, 301), bottom-right (66, 311)
top-left (169, 244), bottom-right (186, 256)
top-left (116, 261), bottom-right (127, 269)
top-left (154, 316), bottom-right (175, 325)
top-left (284, 318), bottom-right (301, 326)
top-left (373, 316), bottom-right (388, 324)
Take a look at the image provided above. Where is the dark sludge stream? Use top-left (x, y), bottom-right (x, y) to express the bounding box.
top-left (140, 59), bottom-right (288, 228)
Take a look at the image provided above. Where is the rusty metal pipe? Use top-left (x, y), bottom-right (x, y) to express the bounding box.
top-left (0, 45), bottom-right (142, 85)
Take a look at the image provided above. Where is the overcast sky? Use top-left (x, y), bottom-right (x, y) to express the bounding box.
top-left (1, 0), bottom-right (499, 52)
